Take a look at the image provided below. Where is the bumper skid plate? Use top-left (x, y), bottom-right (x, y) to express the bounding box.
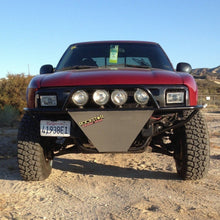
top-left (68, 110), bottom-right (153, 152)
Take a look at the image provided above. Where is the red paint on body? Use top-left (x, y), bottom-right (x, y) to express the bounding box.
top-left (40, 68), bottom-right (183, 87)
top-left (29, 67), bottom-right (198, 106)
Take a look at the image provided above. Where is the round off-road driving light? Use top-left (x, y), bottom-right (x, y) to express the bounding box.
top-left (93, 90), bottom-right (110, 106)
top-left (111, 89), bottom-right (128, 106)
top-left (72, 90), bottom-right (89, 106)
top-left (134, 88), bottom-right (149, 105)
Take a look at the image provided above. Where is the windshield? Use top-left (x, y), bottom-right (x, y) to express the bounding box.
top-left (56, 42), bottom-right (173, 71)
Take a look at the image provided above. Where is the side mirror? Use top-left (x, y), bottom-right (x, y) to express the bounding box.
top-left (176, 62), bottom-right (192, 73)
top-left (40, 64), bottom-right (54, 74)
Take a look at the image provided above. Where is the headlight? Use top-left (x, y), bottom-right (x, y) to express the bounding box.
top-left (111, 90), bottom-right (128, 106)
top-left (134, 89), bottom-right (149, 105)
top-left (93, 90), bottom-right (109, 106)
top-left (40, 95), bottom-right (57, 106)
top-left (72, 90), bottom-right (89, 106)
top-left (166, 92), bottom-right (184, 104)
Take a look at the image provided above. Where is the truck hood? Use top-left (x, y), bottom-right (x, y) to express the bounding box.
top-left (39, 68), bottom-right (186, 87)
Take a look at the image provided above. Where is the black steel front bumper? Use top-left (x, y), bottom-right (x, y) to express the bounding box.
top-left (24, 105), bottom-right (204, 152)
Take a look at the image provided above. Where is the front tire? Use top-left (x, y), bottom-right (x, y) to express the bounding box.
top-left (17, 113), bottom-right (53, 181)
top-left (174, 111), bottom-right (210, 180)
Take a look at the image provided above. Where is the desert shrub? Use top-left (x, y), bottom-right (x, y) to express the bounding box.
top-left (0, 73), bottom-right (33, 114)
top-left (0, 105), bottom-right (19, 127)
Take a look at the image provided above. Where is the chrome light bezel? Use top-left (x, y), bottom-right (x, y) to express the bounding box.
top-left (93, 90), bottom-right (110, 106)
top-left (111, 89), bottom-right (128, 106)
top-left (166, 91), bottom-right (185, 104)
top-left (40, 95), bottom-right (57, 107)
top-left (134, 89), bottom-right (149, 105)
top-left (72, 90), bottom-right (89, 106)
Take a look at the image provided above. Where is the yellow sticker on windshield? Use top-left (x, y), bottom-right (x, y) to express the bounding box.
top-left (71, 45), bottom-right (77, 50)
top-left (109, 45), bottom-right (119, 63)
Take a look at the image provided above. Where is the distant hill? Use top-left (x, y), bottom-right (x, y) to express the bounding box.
top-left (192, 66), bottom-right (220, 80)
top-left (192, 65), bottom-right (220, 96)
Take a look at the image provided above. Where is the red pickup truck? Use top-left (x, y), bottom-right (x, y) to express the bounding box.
top-left (17, 41), bottom-right (210, 181)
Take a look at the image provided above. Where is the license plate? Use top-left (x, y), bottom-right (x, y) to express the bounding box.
top-left (40, 120), bottom-right (71, 137)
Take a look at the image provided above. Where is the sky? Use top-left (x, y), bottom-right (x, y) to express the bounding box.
top-left (0, 0), bottom-right (219, 78)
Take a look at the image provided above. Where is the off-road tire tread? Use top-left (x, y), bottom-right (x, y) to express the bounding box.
top-left (17, 113), bottom-right (52, 181)
top-left (176, 111), bottom-right (210, 180)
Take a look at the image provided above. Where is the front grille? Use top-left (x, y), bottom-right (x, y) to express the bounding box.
top-left (36, 85), bottom-right (189, 111)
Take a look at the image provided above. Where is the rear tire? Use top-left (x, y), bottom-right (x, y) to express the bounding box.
top-left (17, 113), bottom-right (52, 181)
top-left (174, 111), bottom-right (210, 180)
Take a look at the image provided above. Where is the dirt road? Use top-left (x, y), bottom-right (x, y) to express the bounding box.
top-left (0, 113), bottom-right (219, 219)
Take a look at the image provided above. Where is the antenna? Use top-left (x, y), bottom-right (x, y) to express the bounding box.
top-left (28, 64), bottom-right (30, 75)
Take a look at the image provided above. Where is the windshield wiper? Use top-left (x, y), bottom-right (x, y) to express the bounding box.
top-left (60, 65), bottom-right (98, 71)
top-left (125, 64), bottom-right (151, 69)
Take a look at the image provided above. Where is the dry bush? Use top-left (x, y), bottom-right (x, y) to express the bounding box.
top-left (0, 105), bottom-right (19, 127)
top-left (0, 73), bottom-right (33, 115)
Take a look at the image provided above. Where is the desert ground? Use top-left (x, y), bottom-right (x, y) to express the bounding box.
top-left (0, 112), bottom-right (219, 220)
